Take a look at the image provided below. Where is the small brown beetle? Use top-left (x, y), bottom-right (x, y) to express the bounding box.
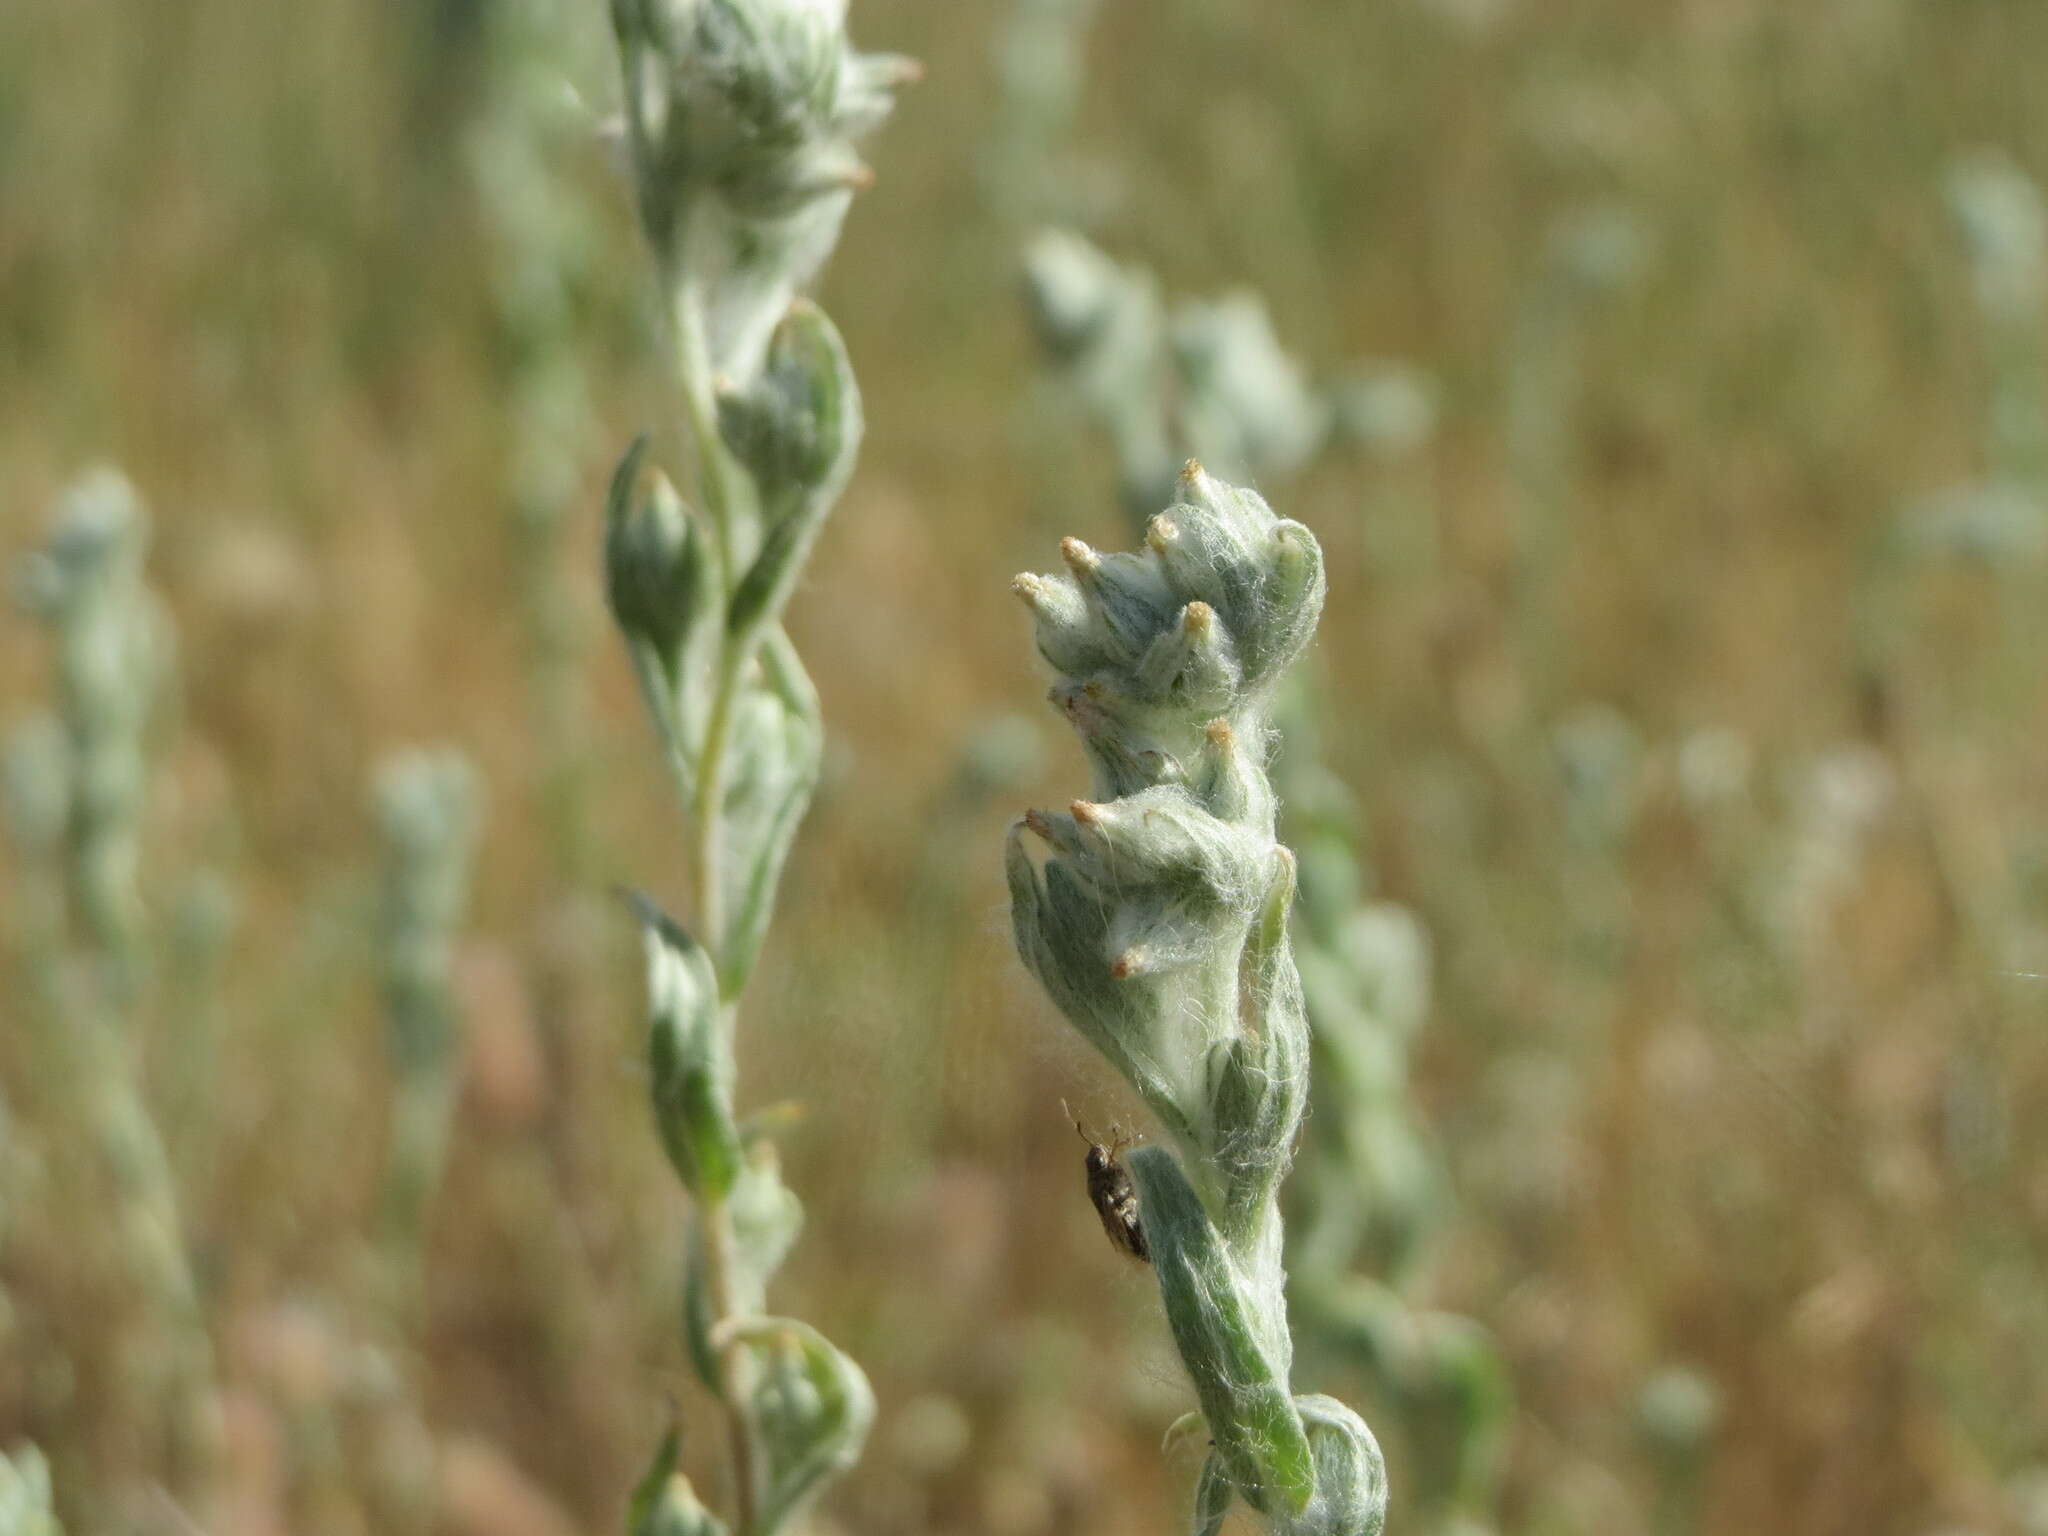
top-left (1065, 1102), bottom-right (1149, 1263)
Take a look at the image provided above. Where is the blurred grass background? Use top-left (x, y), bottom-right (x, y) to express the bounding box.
top-left (5, 0), bottom-right (2048, 1532)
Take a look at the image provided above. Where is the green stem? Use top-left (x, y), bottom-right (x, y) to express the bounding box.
top-left (669, 270), bottom-right (747, 590)
top-left (672, 263), bottom-right (763, 1536)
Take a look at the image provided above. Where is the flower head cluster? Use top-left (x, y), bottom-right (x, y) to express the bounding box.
top-left (1009, 465), bottom-right (1322, 1192)
top-left (611, 0), bottom-right (916, 382)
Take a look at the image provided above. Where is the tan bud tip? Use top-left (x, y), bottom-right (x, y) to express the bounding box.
top-left (845, 161), bottom-right (878, 192)
top-left (1070, 799), bottom-right (1104, 825)
top-left (1059, 536), bottom-right (1100, 573)
top-left (1146, 514), bottom-right (1179, 552)
top-left (1182, 601), bottom-right (1214, 636)
top-left (1179, 458), bottom-right (1206, 488)
top-left (1109, 950), bottom-right (1142, 980)
top-left (1205, 718), bottom-right (1235, 748)
top-left (1023, 808), bottom-right (1055, 840)
top-left (1011, 573), bottom-right (1047, 606)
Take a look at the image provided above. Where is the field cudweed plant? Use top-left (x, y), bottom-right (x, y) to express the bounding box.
top-left (598, 1), bottom-right (913, 1531)
top-left (1007, 461), bottom-right (1388, 1534)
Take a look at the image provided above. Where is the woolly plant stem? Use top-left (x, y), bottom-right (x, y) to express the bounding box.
top-left (674, 255), bottom-right (781, 1530)
top-left (672, 267), bottom-right (762, 1536)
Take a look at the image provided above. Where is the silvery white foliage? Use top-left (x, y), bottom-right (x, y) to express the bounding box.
top-left (985, 0), bottom-right (1104, 225)
top-left (1, 718), bottom-right (70, 860)
top-left (374, 751), bottom-right (484, 1070)
top-left (1897, 481), bottom-right (2046, 561)
top-left (0, 1446), bottom-right (62, 1536)
top-left (1949, 152), bottom-right (2047, 320)
top-left (1893, 156), bottom-right (2048, 571)
top-left (11, 471), bottom-right (218, 1478)
top-left (1022, 228), bottom-right (1176, 517)
top-left (13, 469), bottom-right (173, 998)
top-left (1172, 294), bottom-right (1330, 491)
top-left (1331, 365), bottom-right (1439, 461)
top-left (1009, 466), bottom-right (1387, 1534)
top-left (610, 0), bottom-right (915, 384)
top-left (1021, 231), bottom-right (1349, 528)
top-left (373, 750), bottom-right (483, 1255)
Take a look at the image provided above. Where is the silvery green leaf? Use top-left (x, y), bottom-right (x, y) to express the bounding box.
top-left (677, 1140), bottom-right (806, 1387)
top-left (713, 630), bottom-right (823, 996)
top-left (724, 304), bottom-right (863, 654)
top-left (1191, 1452), bottom-right (1234, 1536)
top-left (1282, 1396), bottom-right (1388, 1536)
top-left (628, 891), bottom-right (743, 1200)
top-left (726, 1318), bottom-right (875, 1535)
top-left (1005, 818), bottom-right (1193, 1141)
top-left (1204, 850), bottom-right (1309, 1233)
top-left (730, 1144), bottom-right (804, 1310)
top-left (1129, 1146), bottom-right (1314, 1519)
top-left (627, 1427), bottom-right (730, 1536)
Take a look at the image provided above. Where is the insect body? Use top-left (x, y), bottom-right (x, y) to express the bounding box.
top-left (1066, 1103), bottom-right (1149, 1263)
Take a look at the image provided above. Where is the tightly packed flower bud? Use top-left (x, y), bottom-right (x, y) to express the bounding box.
top-left (629, 893), bottom-right (743, 1200)
top-left (1010, 465), bottom-right (1322, 1158)
top-left (1012, 463), bottom-right (1323, 805)
top-left (605, 436), bottom-right (717, 688)
top-left (611, 0), bottom-right (915, 382)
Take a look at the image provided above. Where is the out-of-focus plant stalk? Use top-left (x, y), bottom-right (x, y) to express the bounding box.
top-left (471, 0), bottom-right (611, 884)
top-left (0, 1445), bottom-right (65, 1536)
top-left (984, 0), bottom-right (1100, 226)
top-left (373, 750), bottom-right (483, 1294)
top-left (599, 3), bottom-right (912, 1530)
top-left (12, 470), bottom-right (218, 1491)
